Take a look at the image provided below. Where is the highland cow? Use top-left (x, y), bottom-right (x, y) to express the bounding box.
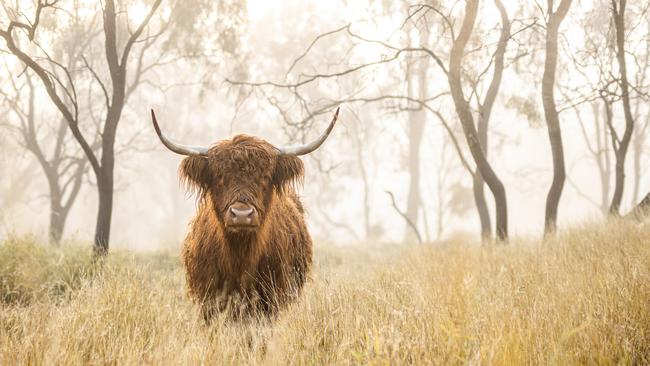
top-left (151, 108), bottom-right (339, 320)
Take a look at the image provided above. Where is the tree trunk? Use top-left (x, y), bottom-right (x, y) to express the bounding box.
top-left (631, 130), bottom-right (642, 205)
top-left (94, 109), bottom-right (118, 254)
top-left (49, 201), bottom-right (65, 245)
top-left (472, 58), bottom-right (493, 240)
top-left (542, 0), bottom-right (572, 235)
top-left (472, 172), bottom-right (491, 239)
top-left (609, 0), bottom-right (634, 215)
top-left (592, 102), bottom-right (612, 214)
top-left (630, 114), bottom-right (650, 206)
top-left (94, 176), bottom-right (113, 255)
top-left (405, 92), bottom-right (426, 242)
top-left (471, 0), bottom-right (510, 241)
top-left (91, 0), bottom-right (139, 255)
top-left (353, 123), bottom-right (372, 240)
top-left (448, 0), bottom-right (508, 240)
top-left (404, 23), bottom-right (430, 242)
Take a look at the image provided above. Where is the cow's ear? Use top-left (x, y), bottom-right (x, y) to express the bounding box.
top-left (179, 156), bottom-right (211, 196)
top-left (273, 154), bottom-right (304, 191)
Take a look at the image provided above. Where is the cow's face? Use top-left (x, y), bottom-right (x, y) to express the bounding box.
top-left (180, 135), bottom-right (303, 233)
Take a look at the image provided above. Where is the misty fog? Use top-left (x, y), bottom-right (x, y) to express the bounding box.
top-left (1, 0), bottom-right (648, 251)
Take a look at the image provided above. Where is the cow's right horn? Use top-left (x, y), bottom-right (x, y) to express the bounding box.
top-left (151, 110), bottom-right (209, 157)
top-left (276, 107), bottom-right (340, 156)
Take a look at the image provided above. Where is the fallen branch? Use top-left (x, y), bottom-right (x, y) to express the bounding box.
top-left (385, 190), bottom-right (423, 244)
top-left (626, 192), bottom-right (650, 220)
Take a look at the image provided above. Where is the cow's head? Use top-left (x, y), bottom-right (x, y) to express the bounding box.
top-left (151, 108), bottom-right (339, 234)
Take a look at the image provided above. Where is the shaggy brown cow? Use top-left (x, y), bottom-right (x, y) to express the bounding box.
top-left (151, 108), bottom-right (339, 320)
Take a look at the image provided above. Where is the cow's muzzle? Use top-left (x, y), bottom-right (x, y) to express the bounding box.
top-left (226, 202), bottom-right (259, 229)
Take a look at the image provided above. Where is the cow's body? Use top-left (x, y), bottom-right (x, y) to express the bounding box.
top-left (183, 186), bottom-right (312, 318)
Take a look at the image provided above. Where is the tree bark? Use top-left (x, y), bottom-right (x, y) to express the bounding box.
top-left (472, 173), bottom-right (491, 239)
top-left (609, 0), bottom-right (635, 215)
top-left (472, 0), bottom-right (510, 241)
top-left (94, 179), bottom-right (113, 255)
top-left (49, 199), bottom-right (65, 245)
top-left (542, 0), bottom-right (573, 235)
top-left (448, 0), bottom-right (508, 240)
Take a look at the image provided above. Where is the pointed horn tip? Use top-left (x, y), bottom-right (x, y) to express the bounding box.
top-left (327, 106), bottom-right (341, 134)
top-left (150, 109), bottom-right (161, 135)
top-left (330, 106), bottom-right (341, 129)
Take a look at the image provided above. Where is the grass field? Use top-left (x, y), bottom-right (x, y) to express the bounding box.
top-left (1, 219), bottom-right (649, 365)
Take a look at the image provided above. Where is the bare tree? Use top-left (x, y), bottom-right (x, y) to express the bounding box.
top-left (0, 0), bottom-right (163, 254)
top-left (466, 0), bottom-right (511, 240)
top-left (227, 0), bottom-right (537, 241)
top-left (541, 0), bottom-right (573, 235)
top-left (562, 0), bottom-right (644, 217)
top-left (575, 102), bottom-right (612, 214)
top-left (0, 70), bottom-right (87, 245)
top-left (608, 0), bottom-right (635, 215)
top-left (0, 0), bottom-right (234, 253)
top-left (448, 0), bottom-right (509, 240)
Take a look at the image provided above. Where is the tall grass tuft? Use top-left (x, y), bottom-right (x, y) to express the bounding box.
top-left (1, 219), bottom-right (649, 365)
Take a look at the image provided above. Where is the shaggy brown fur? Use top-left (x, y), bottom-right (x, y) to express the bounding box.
top-left (179, 135), bottom-right (312, 320)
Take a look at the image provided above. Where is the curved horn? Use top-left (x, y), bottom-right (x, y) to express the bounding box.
top-left (151, 109), bottom-right (209, 157)
top-left (276, 107), bottom-right (340, 156)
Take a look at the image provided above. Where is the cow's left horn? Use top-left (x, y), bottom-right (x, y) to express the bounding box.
top-left (151, 110), bottom-right (209, 157)
top-left (276, 107), bottom-right (340, 156)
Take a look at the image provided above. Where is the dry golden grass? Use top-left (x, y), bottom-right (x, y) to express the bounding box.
top-left (1, 219), bottom-right (649, 365)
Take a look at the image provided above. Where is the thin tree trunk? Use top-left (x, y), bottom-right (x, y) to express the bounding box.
top-left (574, 101), bottom-right (610, 214)
top-left (472, 0), bottom-right (510, 241)
top-left (49, 199), bottom-right (65, 245)
top-left (448, 0), bottom-right (508, 240)
top-left (20, 73), bottom-right (85, 246)
top-left (405, 82), bottom-right (426, 242)
top-left (542, 0), bottom-right (573, 235)
top-left (473, 82), bottom-right (491, 240)
top-left (353, 123), bottom-right (372, 240)
top-left (631, 114), bottom-right (650, 205)
top-left (593, 102), bottom-right (611, 214)
top-left (91, 0), bottom-right (160, 255)
top-left (94, 179), bottom-right (113, 255)
top-left (435, 138), bottom-right (450, 240)
top-left (609, 0), bottom-right (634, 215)
top-left (405, 24), bottom-right (430, 242)
top-left (94, 109), bottom-right (119, 254)
top-left (472, 173), bottom-right (491, 239)
top-left (631, 131), bottom-right (642, 205)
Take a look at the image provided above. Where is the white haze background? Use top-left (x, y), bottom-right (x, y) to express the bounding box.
top-left (0, 0), bottom-right (646, 250)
